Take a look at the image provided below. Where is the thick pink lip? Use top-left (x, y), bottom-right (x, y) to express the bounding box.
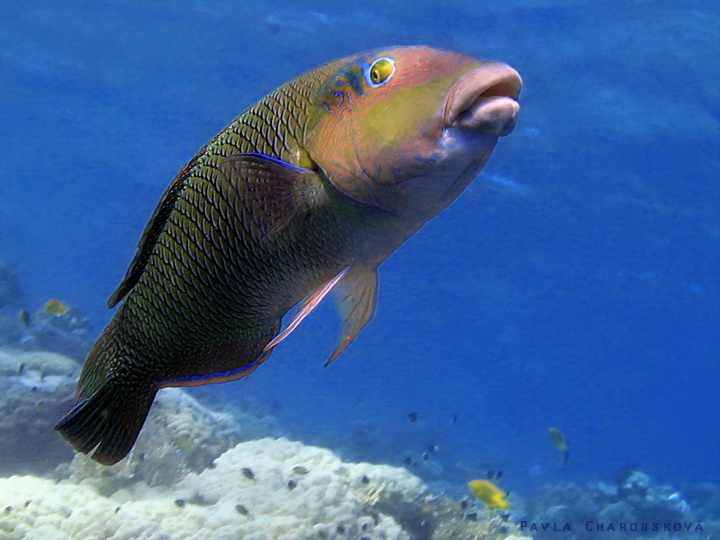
top-left (444, 62), bottom-right (522, 136)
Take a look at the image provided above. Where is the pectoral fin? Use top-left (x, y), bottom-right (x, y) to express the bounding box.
top-left (326, 265), bottom-right (378, 366)
top-left (220, 153), bottom-right (319, 241)
top-left (264, 267), bottom-right (350, 351)
top-left (263, 265), bottom-right (378, 366)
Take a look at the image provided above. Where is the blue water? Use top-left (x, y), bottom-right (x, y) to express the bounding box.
top-left (2, 0), bottom-right (718, 504)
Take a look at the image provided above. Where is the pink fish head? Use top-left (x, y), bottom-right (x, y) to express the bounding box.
top-left (305, 46), bottom-right (521, 215)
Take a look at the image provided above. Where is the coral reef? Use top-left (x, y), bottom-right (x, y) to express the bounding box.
top-left (18, 303), bottom-right (94, 361)
top-left (59, 388), bottom-right (281, 491)
top-left (0, 261), bottom-right (93, 361)
top-left (521, 470), bottom-right (717, 540)
top-left (1, 437), bottom-right (528, 539)
top-left (0, 345), bottom-right (280, 484)
top-left (0, 349), bottom-right (79, 474)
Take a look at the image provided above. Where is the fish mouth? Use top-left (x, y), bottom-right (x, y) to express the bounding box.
top-left (444, 62), bottom-right (522, 136)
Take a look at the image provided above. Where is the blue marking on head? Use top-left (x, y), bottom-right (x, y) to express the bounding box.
top-left (335, 63), bottom-right (365, 96)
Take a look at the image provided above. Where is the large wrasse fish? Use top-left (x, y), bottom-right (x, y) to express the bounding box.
top-left (55, 46), bottom-right (522, 464)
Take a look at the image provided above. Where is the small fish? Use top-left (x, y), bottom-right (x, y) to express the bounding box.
top-left (18, 309), bottom-right (31, 327)
top-left (468, 479), bottom-right (510, 510)
top-left (403, 456), bottom-right (416, 466)
top-left (427, 445), bottom-right (440, 453)
top-left (43, 299), bottom-right (69, 316)
top-left (422, 452), bottom-right (430, 461)
top-left (235, 504), bottom-right (249, 515)
top-left (241, 467), bottom-right (255, 480)
top-left (292, 465), bottom-right (310, 475)
top-left (55, 46), bottom-right (521, 465)
top-left (548, 427), bottom-right (567, 451)
top-left (549, 427), bottom-right (570, 465)
top-left (360, 475), bottom-right (370, 484)
top-left (174, 499), bottom-right (186, 508)
top-left (408, 412), bottom-right (418, 423)
top-left (451, 414), bottom-right (459, 423)
top-left (287, 479), bottom-right (297, 490)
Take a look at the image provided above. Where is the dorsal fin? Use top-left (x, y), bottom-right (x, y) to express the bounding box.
top-left (107, 159), bottom-right (198, 308)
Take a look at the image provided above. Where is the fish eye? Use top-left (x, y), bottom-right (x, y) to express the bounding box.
top-left (367, 57), bottom-right (395, 87)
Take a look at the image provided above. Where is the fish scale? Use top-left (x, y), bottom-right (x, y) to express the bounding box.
top-left (56, 46), bottom-right (521, 464)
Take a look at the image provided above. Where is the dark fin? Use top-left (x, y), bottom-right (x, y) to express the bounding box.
top-left (220, 153), bottom-right (319, 241)
top-left (55, 380), bottom-right (157, 465)
top-left (326, 265), bottom-right (378, 366)
top-left (108, 156), bottom-right (202, 308)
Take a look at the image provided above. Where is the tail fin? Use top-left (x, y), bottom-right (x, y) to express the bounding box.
top-left (55, 380), bottom-right (157, 465)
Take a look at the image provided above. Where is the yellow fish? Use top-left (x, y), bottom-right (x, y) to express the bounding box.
top-left (549, 426), bottom-right (570, 465)
top-left (468, 479), bottom-right (510, 510)
top-left (43, 299), bottom-right (70, 316)
top-left (548, 427), bottom-right (567, 451)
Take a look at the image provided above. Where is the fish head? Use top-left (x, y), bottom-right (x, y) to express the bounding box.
top-left (305, 46), bottom-right (521, 215)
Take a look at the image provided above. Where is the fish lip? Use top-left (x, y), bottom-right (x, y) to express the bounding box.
top-left (444, 62), bottom-right (522, 136)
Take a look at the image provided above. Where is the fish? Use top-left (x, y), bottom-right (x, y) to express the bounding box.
top-left (468, 479), bottom-right (510, 510)
top-left (235, 504), bottom-right (249, 515)
top-left (548, 427), bottom-right (567, 451)
top-left (549, 426), bottom-right (570, 465)
top-left (18, 309), bottom-right (31, 327)
top-left (43, 299), bottom-right (69, 316)
top-left (55, 45), bottom-right (521, 465)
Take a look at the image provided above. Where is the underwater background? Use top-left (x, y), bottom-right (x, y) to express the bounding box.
top-left (1, 0), bottom-right (718, 538)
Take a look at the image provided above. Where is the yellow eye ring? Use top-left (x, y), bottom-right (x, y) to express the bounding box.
top-left (367, 57), bottom-right (395, 87)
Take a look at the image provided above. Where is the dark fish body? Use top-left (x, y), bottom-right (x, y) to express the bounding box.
top-left (56, 46), bottom-right (521, 464)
